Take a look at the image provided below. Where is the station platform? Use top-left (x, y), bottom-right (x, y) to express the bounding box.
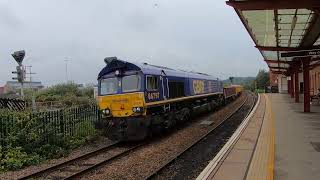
top-left (197, 93), bottom-right (320, 180)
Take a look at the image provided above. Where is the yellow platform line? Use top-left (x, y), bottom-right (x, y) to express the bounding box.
top-left (266, 94), bottom-right (275, 180)
top-left (246, 94), bottom-right (275, 180)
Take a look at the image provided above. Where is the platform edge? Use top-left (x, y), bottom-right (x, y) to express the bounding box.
top-left (196, 94), bottom-right (261, 180)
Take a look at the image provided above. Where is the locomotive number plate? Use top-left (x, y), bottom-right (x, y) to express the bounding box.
top-left (147, 92), bottom-right (160, 100)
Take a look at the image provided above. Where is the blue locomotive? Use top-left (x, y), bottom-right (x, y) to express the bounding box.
top-left (97, 57), bottom-right (241, 141)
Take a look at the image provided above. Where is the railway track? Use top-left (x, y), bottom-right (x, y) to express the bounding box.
top-left (146, 92), bottom-right (256, 179)
top-left (18, 93), bottom-right (253, 180)
top-left (18, 141), bottom-right (144, 180)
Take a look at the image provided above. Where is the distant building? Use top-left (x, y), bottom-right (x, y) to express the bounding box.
top-left (3, 81), bottom-right (44, 93)
top-left (269, 72), bottom-right (278, 87)
top-left (76, 83), bottom-right (85, 89)
top-left (0, 87), bottom-right (4, 94)
top-left (93, 85), bottom-right (98, 98)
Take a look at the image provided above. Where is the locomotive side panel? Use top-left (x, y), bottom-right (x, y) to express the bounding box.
top-left (189, 79), bottom-right (224, 95)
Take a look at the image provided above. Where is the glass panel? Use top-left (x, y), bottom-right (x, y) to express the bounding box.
top-left (295, 24), bottom-right (307, 29)
top-left (296, 15), bottom-right (311, 23)
top-left (279, 29), bottom-right (291, 34)
top-left (283, 57), bottom-right (294, 61)
top-left (279, 15), bottom-right (294, 23)
top-left (291, 39), bottom-right (300, 44)
top-left (147, 76), bottom-right (159, 90)
top-left (262, 51), bottom-right (278, 60)
top-left (292, 30), bottom-right (304, 35)
top-left (241, 10), bottom-right (276, 46)
top-left (122, 75), bottom-right (141, 92)
top-left (279, 24), bottom-right (291, 30)
top-left (100, 78), bottom-right (118, 95)
top-left (298, 9), bottom-right (312, 14)
top-left (268, 64), bottom-right (279, 68)
top-left (278, 9), bottom-right (296, 15)
top-left (279, 39), bottom-right (289, 44)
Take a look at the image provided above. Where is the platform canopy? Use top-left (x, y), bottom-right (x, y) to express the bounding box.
top-left (226, 0), bottom-right (320, 74)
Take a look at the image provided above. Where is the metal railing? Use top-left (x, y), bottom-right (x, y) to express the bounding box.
top-left (0, 106), bottom-right (101, 147)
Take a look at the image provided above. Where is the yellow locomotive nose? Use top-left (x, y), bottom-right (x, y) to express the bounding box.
top-left (98, 92), bottom-right (145, 117)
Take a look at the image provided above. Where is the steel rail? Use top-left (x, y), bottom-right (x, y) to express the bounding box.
top-left (65, 94), bottom-right (253, 180)
top-left (18, 141), bottom-right (119, 180)
top-left (145, 92), bottom-right (256, 180)
top-left (64, 143), bottom-right (145, 180)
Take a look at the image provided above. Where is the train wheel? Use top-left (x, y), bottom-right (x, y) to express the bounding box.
top-left (184, 110), bottom-right (191, 121)
top-left (163, 112), bottom-right (176, 130)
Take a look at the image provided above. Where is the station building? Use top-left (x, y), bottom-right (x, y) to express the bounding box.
top-left (224, 0), bottom-right (320, 113)
top-left (1, 81), bottom-right (44, 94)
top-left (197, 1), bottom-right (320, 180)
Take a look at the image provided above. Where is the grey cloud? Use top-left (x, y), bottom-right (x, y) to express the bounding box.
top-left (0, 0), bottom-right (267, 86)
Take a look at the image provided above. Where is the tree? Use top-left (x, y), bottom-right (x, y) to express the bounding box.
top-left (255, 69), bottom-right (270, 89)
top-left (229, 77), bottom-right (234, 84)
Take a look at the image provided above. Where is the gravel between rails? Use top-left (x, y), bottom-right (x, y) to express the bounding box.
top-left (0, 137), bottom-right (114, 180)
top-left (30, 145), bottom-right (135, 180)
top-left (151, 92), bottom-right (256, 180)
top-left (80, 93), bottom-right (248, 180)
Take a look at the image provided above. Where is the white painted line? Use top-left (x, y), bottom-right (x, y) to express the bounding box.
top-left (196, 94), bottom-right (261, 180)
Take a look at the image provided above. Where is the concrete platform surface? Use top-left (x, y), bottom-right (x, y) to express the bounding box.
top-left (271, 93), bottom-right (320, 180)
top-left (200, 94), bottom-right (267, 180)
top-left (198, 93), bottom-right (320, 180)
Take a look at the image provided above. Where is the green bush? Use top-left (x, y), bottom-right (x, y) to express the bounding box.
top-left (0, 106), bottom-right (100, 172)
top-left (22, 83), bottom-right (97, 110)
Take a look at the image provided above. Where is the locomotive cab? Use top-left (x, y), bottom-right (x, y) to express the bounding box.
top-left (98, 70), bottom-right (146, 118)
top-left (97, 58), bottom-right (153, 140)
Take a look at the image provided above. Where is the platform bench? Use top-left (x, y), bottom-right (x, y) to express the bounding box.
top-left (311, 93), bottom-right (320, 104)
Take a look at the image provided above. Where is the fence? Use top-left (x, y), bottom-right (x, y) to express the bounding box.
top-left (0, 98), bottom-right (26, 111)
top-left (0, 106), bottom-right (101, 147)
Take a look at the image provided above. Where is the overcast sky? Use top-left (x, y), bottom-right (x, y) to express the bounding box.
top-left (0, 0), bottom-right (267, 86)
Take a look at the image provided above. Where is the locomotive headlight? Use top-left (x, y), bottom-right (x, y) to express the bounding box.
top-left (132, 107), bottom-right (143, 113)
top-left (115, 70), bottom-right (120, 76)
top-left (102, 108), bottom-right (110, 115)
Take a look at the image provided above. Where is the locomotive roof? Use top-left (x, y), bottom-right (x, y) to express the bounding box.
top-left (98, 59), bottom-right (218, 81)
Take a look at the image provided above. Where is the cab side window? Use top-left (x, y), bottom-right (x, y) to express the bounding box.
top-left (146, 76), bottom-right (158, 90)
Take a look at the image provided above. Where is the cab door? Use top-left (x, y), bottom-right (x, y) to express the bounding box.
top-left (160, 70), bottom-right (169, 99)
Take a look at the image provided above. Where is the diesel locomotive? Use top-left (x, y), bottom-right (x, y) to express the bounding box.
top-left (97, 57), bottom-right (242, 141)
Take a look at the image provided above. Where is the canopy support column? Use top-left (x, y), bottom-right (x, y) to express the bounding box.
top-left (303, 58), bottom-right (311, 112)
top-left (291, 74), bottom-right (295, 98)
top-left (294, 62), bottom-right (300, 103)
top-left (287, 76), bottom-right (291, 94)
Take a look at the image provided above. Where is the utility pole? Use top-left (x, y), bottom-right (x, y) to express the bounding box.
top-left (25, 65), bottom-right (37, 110)
top-left (64, 58), bottom-right (71, 83)
top-left (25, 66), bottom-right (36, 83)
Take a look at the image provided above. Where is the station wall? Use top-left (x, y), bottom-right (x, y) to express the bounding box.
top-left (310, 66), bottom-right (320, 95)
top-left (278, 75), bottom-right (288, 93)
top-left (280, 66), bottom-right (320, 95)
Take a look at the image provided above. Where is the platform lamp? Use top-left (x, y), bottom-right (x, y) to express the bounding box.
top-left (11, 50), bottom-right (26, 99)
